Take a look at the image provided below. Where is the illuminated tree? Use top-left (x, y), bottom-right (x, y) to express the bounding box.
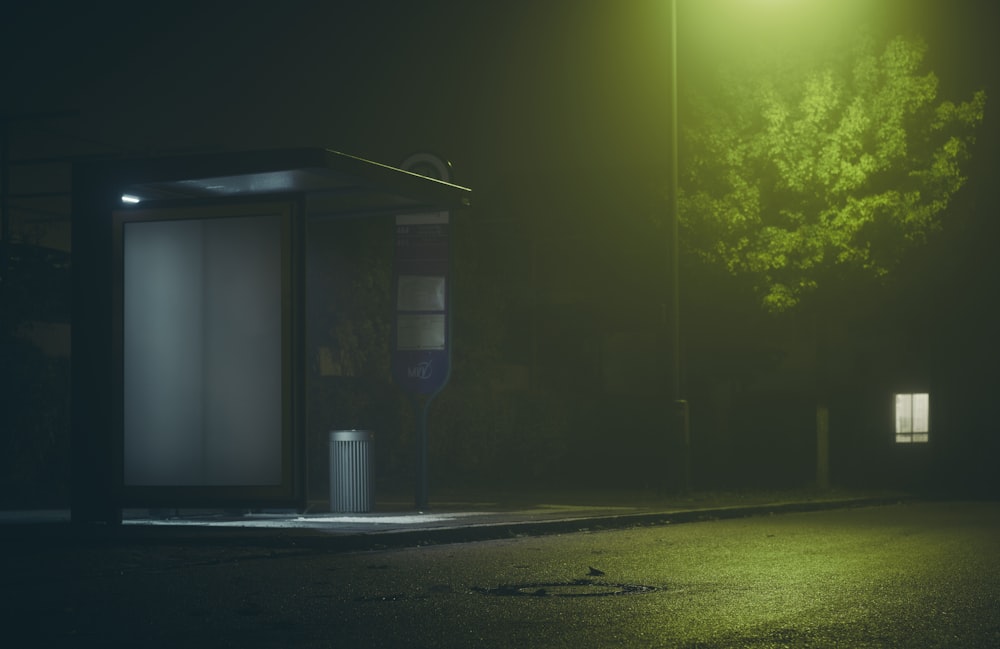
top-left (678, 32), bottom-right (985, 488)
top-left (680, 33), bottom-right (985, 312)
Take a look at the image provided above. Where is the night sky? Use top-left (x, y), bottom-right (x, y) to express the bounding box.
top-left (2, 1), bottom-right (997, 199)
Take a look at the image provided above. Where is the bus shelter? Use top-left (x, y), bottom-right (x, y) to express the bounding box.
top-left (71, 148), bottom-right (470, 524)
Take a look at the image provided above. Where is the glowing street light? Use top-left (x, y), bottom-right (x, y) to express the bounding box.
top-left (668, 0), bottom-right (690, 492)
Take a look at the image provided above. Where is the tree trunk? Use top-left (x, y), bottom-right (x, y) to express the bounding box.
top-left (816, 404), bottom-right (830, 490)
top-left (814, 307), bottom-right (832, 490)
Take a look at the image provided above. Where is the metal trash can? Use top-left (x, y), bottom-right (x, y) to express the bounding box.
top-left (329, 430), bottom-right (374, 513)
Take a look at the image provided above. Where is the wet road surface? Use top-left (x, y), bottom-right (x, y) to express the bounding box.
top-left (2, 501), bottom-right (998, 648)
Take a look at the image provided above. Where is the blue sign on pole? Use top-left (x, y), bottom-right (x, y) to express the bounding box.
top-left (392, 212), bottom-right (451, 396)
top-left (392, 211), bottom-right (451, 510)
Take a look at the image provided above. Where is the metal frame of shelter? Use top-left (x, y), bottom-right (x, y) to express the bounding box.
top-left (71, 148), bottom-right (470, 524)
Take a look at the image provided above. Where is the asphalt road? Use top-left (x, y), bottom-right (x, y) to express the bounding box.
top-left (3, 501), bottom-right (998, 648)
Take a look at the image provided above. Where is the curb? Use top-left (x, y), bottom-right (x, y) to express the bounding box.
top-left (311, 495), bottom-right (913, 552)
top-left (2, 495), bottom-right (913, 553)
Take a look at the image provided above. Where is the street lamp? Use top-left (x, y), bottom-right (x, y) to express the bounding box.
top-left (669, 0), bottom-right (691, 492)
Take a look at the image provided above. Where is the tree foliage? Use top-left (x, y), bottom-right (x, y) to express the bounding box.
top-left (679, 33), bottom-right (986, 311)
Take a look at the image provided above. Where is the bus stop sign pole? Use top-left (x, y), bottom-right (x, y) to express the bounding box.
top-left (391, 211), bottom-right (452, 511)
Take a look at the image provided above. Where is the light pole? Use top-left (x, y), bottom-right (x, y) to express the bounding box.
top-left (669, 0), bottom-right (691, 492)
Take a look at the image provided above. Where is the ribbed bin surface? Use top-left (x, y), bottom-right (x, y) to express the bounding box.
top-left (329, 430), bottom-right (374, 513)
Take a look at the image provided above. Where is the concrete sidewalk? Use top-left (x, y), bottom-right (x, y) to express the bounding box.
top-left (0, 488), bottom-right (913, 552)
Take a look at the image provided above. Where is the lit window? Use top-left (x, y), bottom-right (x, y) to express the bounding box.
top-left (895, 393), bottom-right (929, 443)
